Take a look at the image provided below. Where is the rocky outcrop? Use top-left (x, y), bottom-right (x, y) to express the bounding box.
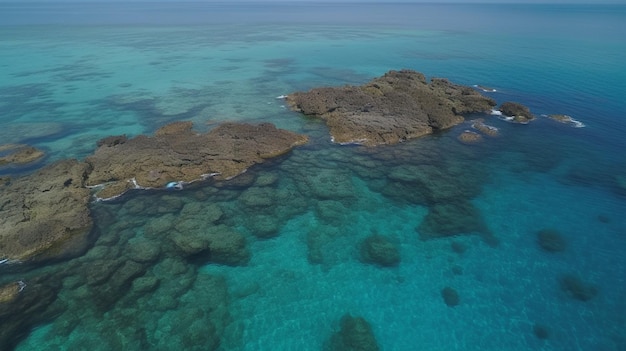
top-left (498, 102), bottom-right (535, 123)
top-left (85, 121), bottom-right (308, 199)
top-left (286, 69), bottom-right (496, 146)
top-left (0, 159), bottom-right (93, 263)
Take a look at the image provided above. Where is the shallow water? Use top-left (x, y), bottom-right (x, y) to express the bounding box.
top-left (1, 3), bottom-right (626, 351)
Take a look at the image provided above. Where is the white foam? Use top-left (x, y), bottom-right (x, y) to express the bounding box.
top-left (473, 84), bottom-right (497, 92)
top-left (276, 95), bottom-right (288, 99)
top-left (331, 136), bottom-right (368, 145)
top-left (201, 172), bottom-right (221, 180)
top-left (18, 280), bottom-right (26, 292)
top-left (490, 109), bottom-right (503, 116)
top-left (550, 114), bottom-right (586, 128)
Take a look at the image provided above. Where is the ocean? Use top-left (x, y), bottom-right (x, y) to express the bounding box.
top-left (1, 2), bottom-right (625, 350)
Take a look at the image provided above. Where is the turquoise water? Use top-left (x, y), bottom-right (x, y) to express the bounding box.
top-left (1, 2), bottom-right (626, 350)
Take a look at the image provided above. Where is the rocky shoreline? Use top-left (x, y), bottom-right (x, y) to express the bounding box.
top-left (0, 122), bottom-right (308, 264)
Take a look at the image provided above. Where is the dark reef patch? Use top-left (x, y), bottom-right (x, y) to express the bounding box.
top-left (417, 200), bottom-right (498, 246)
top-left (441, 286), bottom-right (460, 307)
top-left (359, 234), bottom-right (401, 267)
top-left (327, 314), bottom-right (380, 351)
top-left (536, 228), bottom-right (567, 252)
top-left (560, 274), bottom-right (598, 301)
top-left (533, 323), bottom-right (550, 340)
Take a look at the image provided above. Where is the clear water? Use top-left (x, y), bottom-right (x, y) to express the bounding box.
top-left (1, 2), bottom-right (625, 351)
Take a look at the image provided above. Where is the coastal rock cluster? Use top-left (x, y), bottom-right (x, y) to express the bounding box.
top-left (286, 69), bottom-right (497, 146)
top-left (0, 122), bottom-right (308, 264)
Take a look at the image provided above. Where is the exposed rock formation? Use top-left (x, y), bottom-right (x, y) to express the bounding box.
top-left (499, 102), bottom-right (535, 123)
top-left (548, 114), bottom-right (584, 127)
top-left (0, 159), bottom-right (93, 263)
top-left (287, 69), bottom-right (496, 146)
top-left (85, 121), bottom-right (308, 199)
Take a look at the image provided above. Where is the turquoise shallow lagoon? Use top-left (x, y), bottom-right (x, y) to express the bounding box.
top-left (1, 2), bottom-right (626, 350)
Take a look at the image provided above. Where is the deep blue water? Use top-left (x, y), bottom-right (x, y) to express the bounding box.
top-left (1, 2), bottom-right (625, 350)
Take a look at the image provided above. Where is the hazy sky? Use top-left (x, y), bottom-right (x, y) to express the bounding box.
top-left (0, 0), bottom-right (615, 3)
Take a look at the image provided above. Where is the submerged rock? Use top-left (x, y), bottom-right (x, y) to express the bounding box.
top-left (0, 276), bottom-right (64, 350)
top-left (359, 234), bottom-right (400, 267)
top-left (441, 286), bottom-right (460, 307)
top-left (287, 69), bottom-right (496, 146)
top-left (0, 144), bottom-right (45, 167)
top-left (0, 159), bottom-right (93, 263)
top-left (533, 323), bottom-right (550, 340)
top-left (471, 118), bottom-right (499, 137)
top-left (457, 130), bottom-right (483, 144)
top-left (560, 274), bottom-right (598, 301)
top-left (417, 200), bottom-right (498, 246)
top-left (327, 314), bottom-right (380, 351)
top-left (536, 228), bottom-right (567, 252)
top-left (85, 121), bottom-right (308, 199)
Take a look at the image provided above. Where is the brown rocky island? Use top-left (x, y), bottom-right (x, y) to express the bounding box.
top-left (286, 69), bottom-right (497, 146)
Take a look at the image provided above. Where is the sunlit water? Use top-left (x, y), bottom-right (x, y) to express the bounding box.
top-left (1, 3), bottom-right (625, 351)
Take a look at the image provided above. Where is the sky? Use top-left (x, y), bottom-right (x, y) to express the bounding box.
top-left (0, 0), bottom-right (617, 3)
